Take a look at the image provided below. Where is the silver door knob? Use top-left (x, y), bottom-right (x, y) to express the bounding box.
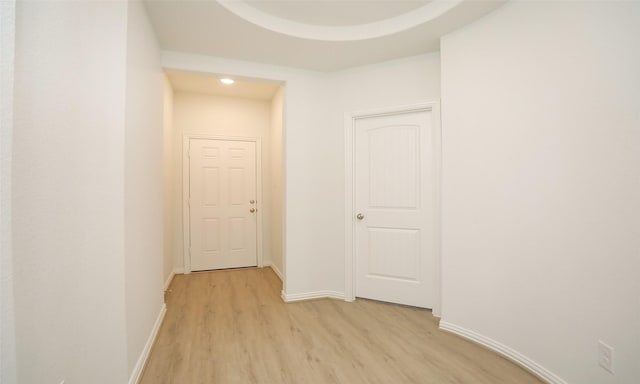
top-left (250, 200), bottom-right (255, 204)
top-left (356, 213), bottom-right (364, 220)
top-left (249, 208), bottom-right (256, 213)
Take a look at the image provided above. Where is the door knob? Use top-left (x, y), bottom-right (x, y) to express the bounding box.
top-left (250, 208), bottom-right (256, 213)
top-left (250, 200), bottom-right (255, 204)
top-left (356, 213), bottom-right (364, 220)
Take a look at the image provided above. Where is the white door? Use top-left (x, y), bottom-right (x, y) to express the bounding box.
top-left (188, 138), bottom-right (257, 271)
top-left (355, 110), bottom-right (435, 308)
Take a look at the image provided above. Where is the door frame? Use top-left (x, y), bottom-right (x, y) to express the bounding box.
top-left (343, 101), bottom-right (442, 316)
top-left (182, 134), bottom-right (263, 274)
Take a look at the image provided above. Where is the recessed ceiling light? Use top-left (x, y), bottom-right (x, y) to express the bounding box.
top-left (220, 78), bottom-right (235, 85)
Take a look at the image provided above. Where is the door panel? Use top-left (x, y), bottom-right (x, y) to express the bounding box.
top-left (189, 139), bottom-right (257, 271)
top-left (229, 168), bottom-right (245, 205)
top-left (368, 125), bottom-right (418, 208)
top-left (355, 110), bottom-right (435, 308)
top-left (202, 168), bottom-right (219, 206)
top-left (367, 227), bottom-right (420, 281)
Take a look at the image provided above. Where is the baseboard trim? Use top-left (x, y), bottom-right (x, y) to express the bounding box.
top-left (281, 290), bottom-right (345, 302)
top-left (163, 271), bottom-right (175, 292)
top-left (128, 304), bottom-right (167, 384)
top-left (164, 267), bottom-right (185, 291)
top-left (439, 321), bottom-right (567, 384)
top-left (266, 263), bottom-right (284, 282)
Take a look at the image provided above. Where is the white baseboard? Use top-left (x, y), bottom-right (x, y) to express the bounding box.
top-left (439, 321), bottom-right (567, 384)
top-left (128, 304), bottom-right (167, 384)
top-left (163, 272), bottom-right (175, 292)
top-left (281, 290), bottom-right (345, 302)
top-left (265, 262), bottom-right (284, 282)
top-left (163, 267), bottom-right (184, 291)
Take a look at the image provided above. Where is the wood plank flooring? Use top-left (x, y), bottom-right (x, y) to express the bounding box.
top-left (140, 267), bottom-right (543, 384)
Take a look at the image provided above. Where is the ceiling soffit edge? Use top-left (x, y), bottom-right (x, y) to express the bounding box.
top-left (215, 0), bottom-right (465, 42)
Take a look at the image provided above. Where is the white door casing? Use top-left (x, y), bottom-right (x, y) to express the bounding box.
top-left (345, 102), bottom-right (441, 313)
top-left (183, 136), bottom-right (262, 272)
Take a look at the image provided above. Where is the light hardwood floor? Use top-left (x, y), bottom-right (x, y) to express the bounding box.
top-left (140, 267), bottom-right (543, 384)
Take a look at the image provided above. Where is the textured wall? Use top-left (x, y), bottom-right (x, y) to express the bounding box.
top-left (11, 2), bottom-right (166, 382)
top-left (12, 2), bottom-right (129, 382)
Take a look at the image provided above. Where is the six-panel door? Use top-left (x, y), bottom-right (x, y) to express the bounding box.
top-left (189, 139), bottom-right (257, 271)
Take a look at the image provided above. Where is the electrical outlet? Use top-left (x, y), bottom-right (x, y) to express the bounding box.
top-left (597, 340), bottom-right (614, 373)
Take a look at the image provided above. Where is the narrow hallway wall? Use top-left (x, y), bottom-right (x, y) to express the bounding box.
top-left (162, 75), bottom-right (175, 284)
top-left (124, 1), bottom-right (165, 377)
top-left (269, 87), bottom-right (285, 279)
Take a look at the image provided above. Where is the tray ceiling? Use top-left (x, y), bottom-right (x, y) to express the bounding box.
top-left (145, 0), bottom-right (506, 72)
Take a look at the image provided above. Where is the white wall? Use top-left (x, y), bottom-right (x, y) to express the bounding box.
top-left (332, 53), bottom-right (440, 111)
top-left (162, 75), bottom-right (175, 283)
top-left (172, 91), bottom-right (274, 268)
top-left (124, 1), bottom-right (164, 377)
top-left (269, 86), bottom-right (285, 278)
top-left (0, 1), bottom-right (17, 382)
top-left (440, 2), bottom-right (640, 383)
top-left (12, 2), bottom-right (129, 383)
top-left (11, 2), bottom-right (165, 383)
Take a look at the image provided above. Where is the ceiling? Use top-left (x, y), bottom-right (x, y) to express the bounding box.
top-left (166, 70), bottom-right (282, 100)
top-left (145, 0), bottom-right (507, 73)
